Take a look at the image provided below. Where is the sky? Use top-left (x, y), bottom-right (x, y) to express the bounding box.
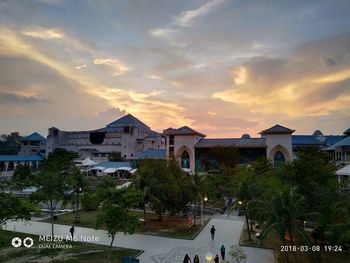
top-left (0, 0), bottom-right (350, 138)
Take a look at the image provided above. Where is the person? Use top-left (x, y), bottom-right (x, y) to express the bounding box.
top-left (193, 254), bottom-right (200, 263)
top-left (220, 244), bottom-right (226, 260)
top-left (214, 254), bottom-right (220, 263)
top-left (183, 254), bottom-right (192, 263)
top-left (69, 225), bottom-right (75, 240)
top-left (210, 225), bottom-right (216, 240)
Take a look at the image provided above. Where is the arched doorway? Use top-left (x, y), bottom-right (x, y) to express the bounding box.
top-left (274, 151), bottom-right (285, 165)
top-left (181, 151), bottom-right (190, 169)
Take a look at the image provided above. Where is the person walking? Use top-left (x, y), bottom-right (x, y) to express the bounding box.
top-left (210, 225), bottom-right (216, 240)
top-left (193, 254), bottom-right (200, 263)
top-left (69, 225), bottom-right (75, 240)
top-left (220, 244), bottom-right (226, 261)
top-left (214, 254), bottom-right (220, 263)
top-left (183, 254), bottom-right (192, 263)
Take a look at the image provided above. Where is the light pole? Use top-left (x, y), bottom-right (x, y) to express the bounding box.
top-left (205, 252), bottom-right (213, 262)
top-left (74, 187), bottom-right (83, 223)
top-left (201, 194), bottom-right (208, 225)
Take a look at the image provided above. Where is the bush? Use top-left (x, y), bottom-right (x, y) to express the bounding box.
top-left (81, 193), bottom-right (100, 211)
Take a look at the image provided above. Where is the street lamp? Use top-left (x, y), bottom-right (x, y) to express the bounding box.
top-left (201, 194), bottom-right (208, 225)
top-left (74, 187), bottom-right (83, 223)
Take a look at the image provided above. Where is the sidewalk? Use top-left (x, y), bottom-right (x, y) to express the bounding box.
top-left (4, 218), bottom-right (274, 263)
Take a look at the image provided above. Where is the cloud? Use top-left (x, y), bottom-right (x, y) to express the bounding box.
top-left (22, 27), bottom-right (65, 39)
top-left (148, 74), bottom-right (180, 87)
top-left (76, 64), bottom-right (87, 70)
top-left (0, 90), bottom-right (49, 104)
top-left (150, 0), bottom-right (226, 39)
top-left (93, 58), bottom-right (130, 76)
top-left (98, 107), bottom-right (126, 118)
top-left (213, 32), bottom-right (350, 117)
top-left (174, 0), bottom-right (227, 28)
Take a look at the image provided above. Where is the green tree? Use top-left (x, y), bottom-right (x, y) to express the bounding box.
top-left (96, 188), bottom-right (141, 263)
top-left (0, 132), bottom-right (21, 154)
top-left (0, 192), bottom-right (33, 228)
top-left (11, 164), bottom-right (33, 189)
top-left (30, 148), bottom-right (77, 237)
top-left (108, 151), bottom-right (123, 162)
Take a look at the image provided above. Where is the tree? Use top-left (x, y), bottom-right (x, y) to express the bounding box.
top-left (11, 164), bottom-right (33, 189)
top-left (108, 151), bottom-right (123, 162)
top-left (96, 188), bottom-right (142, 263)
top-left (209, 146), bottom-right (240, 170)
top-left (189, 172), bottom-right (207, 226)
top-left (0, 192), bottom-right (33, 228)
top-left (229, 245), bottom-right (247, 263)
top-left (0, 132), bottom-right (21, 154)
top-left (30, 148), bottom-right (77, 237)
top-left (228, 167), bottom-right (256, 241)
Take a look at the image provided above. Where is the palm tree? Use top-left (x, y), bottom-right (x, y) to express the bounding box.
top-left (189, 172), bottom-right (206, 226)
top-left (252, 186), bottom-right (311, 263)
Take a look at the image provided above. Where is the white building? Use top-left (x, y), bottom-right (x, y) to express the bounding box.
top-left (46, 114), bottom-right (165, 161)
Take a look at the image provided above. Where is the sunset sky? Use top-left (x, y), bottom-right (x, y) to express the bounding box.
top-left (0, 0), bottom-right (350, 138)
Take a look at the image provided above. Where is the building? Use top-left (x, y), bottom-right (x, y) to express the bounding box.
top-left (46, 114), bottom-right (165, 161)
top-left (292, 130), bottom-right (343, 150)
top-left (18, 132), bottom-right (46, 156)
top-left (324, 128), bottom-right (350, 165)
top-left (163, 124), bottom-right (295, 171)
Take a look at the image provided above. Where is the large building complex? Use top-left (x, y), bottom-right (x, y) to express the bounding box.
top-left (1, 114), bottom-right (349, 175)
top-left (46, 114), bottom-right (165, 161)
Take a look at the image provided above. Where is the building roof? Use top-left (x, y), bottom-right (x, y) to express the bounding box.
top-left (195, 138), bottom-right (266, 148)
top-left (106, 114), bottom-right (150, 130)
top-left (336, 164), bottom-right (350, 176)
top-left (133, 149), bottom-right (166, 159)
top-left (325, 135), bottom-right (344, 145)
top-left (93, 161), bottom-right (131, 169)
top-left (0, 155), bottom-right (44, 161)
top-left (324, 136), bottom-right (350, 151)
top-left (144, 130), bottom-right (162, 138)
top-left (260, 124), bottom-right (295, 135)
top-left (292, 135), bottom-right (323, 145)
top-left (22, 132), bottom-right (46, 141)
top-left (163, 126), bottom-right (206, 137)
top-left (344, 128), bottom-right (350, 136)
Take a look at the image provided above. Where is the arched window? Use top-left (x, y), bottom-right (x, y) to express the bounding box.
top-left (274, 151), bottom-right (285, 165)
top-left (181, 151), bottom-right (190, 169)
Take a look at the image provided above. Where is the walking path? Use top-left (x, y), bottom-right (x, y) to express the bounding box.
top-left (4, 216), bottom-right (273, 263)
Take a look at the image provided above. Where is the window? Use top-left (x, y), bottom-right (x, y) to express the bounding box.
top-left (181, 151), bottom-right (190, 169)
top-left (169, 135), bottom-right (175, 145)
top-left (169, 147), bottom-right (174, 156)
top-left (274, 151), bottom-right (285, 165)
top-left (123, 126), bottom-right (130, 133)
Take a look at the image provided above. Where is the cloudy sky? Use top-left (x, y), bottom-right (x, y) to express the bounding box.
top-left (0, 0), bottom-right (350, 138)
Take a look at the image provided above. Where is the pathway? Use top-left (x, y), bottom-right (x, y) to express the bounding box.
top-left (4, 217), bottom-right (274, 263)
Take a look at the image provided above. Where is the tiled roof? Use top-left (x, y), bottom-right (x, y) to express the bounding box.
top-left (292, 135), bottom-right (322, 145)
top-left (133, 149), bottom-right (166, 159)
top-left (195, 138), bottom-right (266, 148)
top-left (325, 135), bottom-right (344, 145)
top-left (106, 114), bottom-right (150, 129)
top-left (324, 136), bottom-right (350, 151)
top-left (344, 128), bottom-right (350, 136)
top-left (260, 125), bottom-right (295, 135)
top-left (22, 132), bottom-right (46, 141)
top-left (0, 155), bottom-right (44, 161)
top-left (163, 126), bottom-right (206, 137)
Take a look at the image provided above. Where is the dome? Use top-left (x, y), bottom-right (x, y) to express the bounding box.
top-left (241, 134), bottom-right (251, 139)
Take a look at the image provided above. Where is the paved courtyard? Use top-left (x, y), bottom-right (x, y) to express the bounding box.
top-left (5, 217), bottom-right (274, 263)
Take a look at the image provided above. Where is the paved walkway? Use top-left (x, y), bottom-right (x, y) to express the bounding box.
top-left (4, 217), bottom-right (273, 263)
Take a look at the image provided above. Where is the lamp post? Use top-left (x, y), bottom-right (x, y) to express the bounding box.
top-left (238, 200), bottom-right (252, 240)
top-left (205, 252), bottom-right (213, 262)
top-left (74, 187), bottom-right (83, 223)
top-left (201, 194), bottom-right (208, 225)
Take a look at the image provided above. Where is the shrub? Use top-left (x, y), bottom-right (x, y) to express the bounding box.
top-left (81, 193), bottom-right (99, 211)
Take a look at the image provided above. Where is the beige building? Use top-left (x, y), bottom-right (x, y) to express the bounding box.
top-left (46, 114), bottom-right (165, 161)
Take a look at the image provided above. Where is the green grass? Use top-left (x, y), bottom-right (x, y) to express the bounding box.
top-left (42, 209), bottom-right (206, 239)
top-left (0, 230), bottom-right (140, 263)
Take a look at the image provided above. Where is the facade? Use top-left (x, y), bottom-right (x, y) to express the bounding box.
top-left (46, 114), bottom-right (165, 161)
top-left (324, 129), bottom-right (350, 165)
top-left (163, 124), bottom-right (295, 171)
top-left (18, 132), bottom-right (46, 156)
top-left (0, 155), bottom-right (44, 175)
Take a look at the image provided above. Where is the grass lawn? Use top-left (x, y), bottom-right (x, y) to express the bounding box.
top-left (238, 222), bottom-right (350, 263)
top-left (0, 230), bottom-right (140, 263)
top-left (42, 209), bottom-right (207, 239)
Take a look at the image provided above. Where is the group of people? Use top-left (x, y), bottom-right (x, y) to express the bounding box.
top-left (183, 225), bottom-right (226, 263)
